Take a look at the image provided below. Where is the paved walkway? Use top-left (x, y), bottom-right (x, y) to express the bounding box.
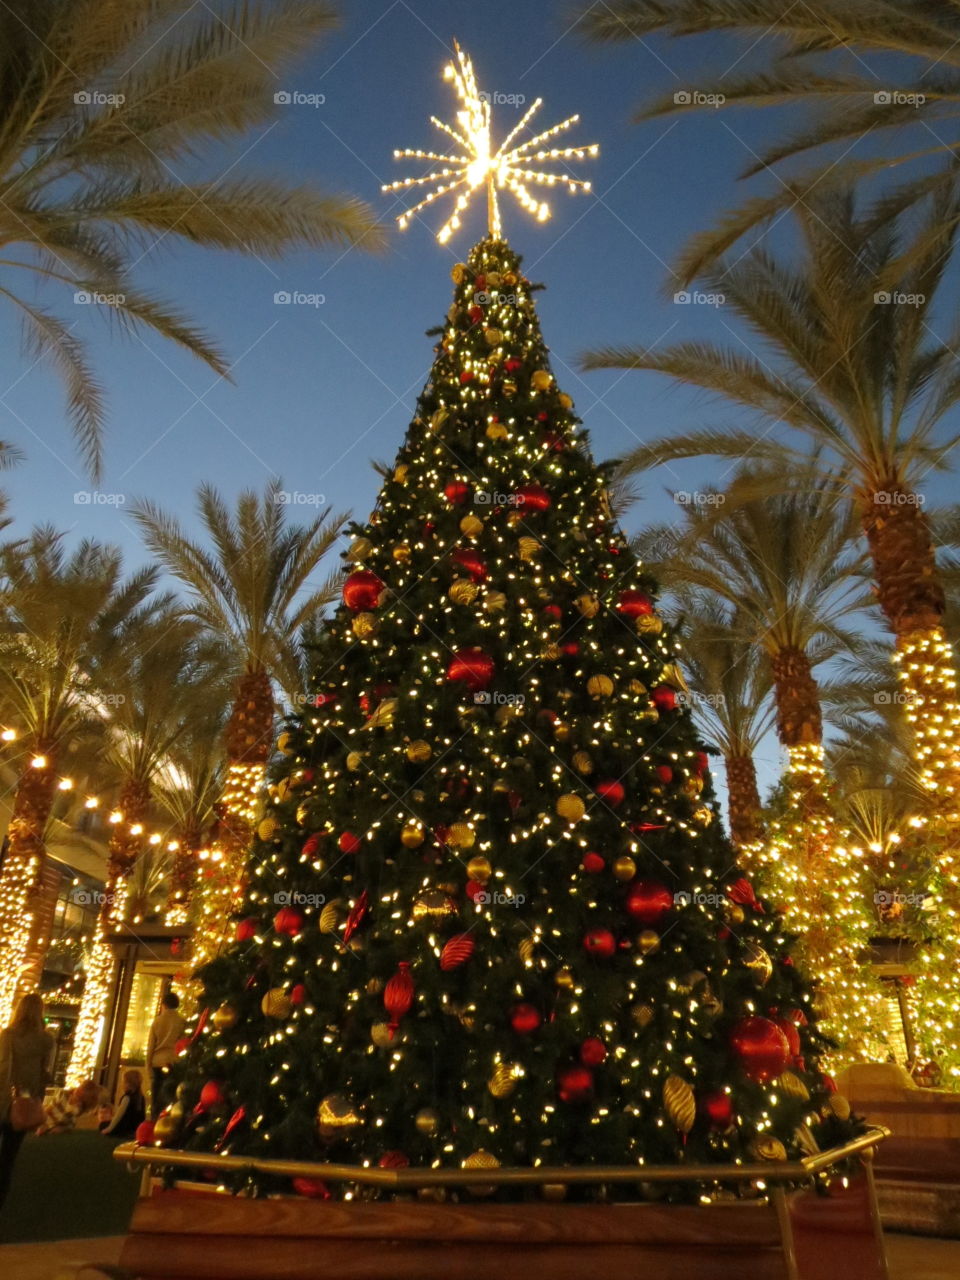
top-left (0, 1229), bottom-right (957, 1279)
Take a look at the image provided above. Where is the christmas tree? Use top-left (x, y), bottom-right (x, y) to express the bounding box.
top-left (163, 232), bottom-right (857, 1192)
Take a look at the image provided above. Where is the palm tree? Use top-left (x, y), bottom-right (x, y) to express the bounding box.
top-left (131, 480), bottom-right (347, 963)
top-left (0, 0), bottom-right (384, 477)
top-left (577, 0), bottom-right (960, 282)
top-left (583, 187), bottom-right (960, 816)
top-left (0, 529), bottom-right (158, 1021)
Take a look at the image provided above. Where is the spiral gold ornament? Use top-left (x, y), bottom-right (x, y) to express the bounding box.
top-left (485, 422), bottom-right (509, 441)
top-left (483, 589), bottom-right (507, 612)
top-left (346, 751), bottom-right (364, 772)
top-left (487, 1063), bottom-right (519, 1098)
top-left (316, 1093), bottom-right (361, 1138)
top-left (319, 901), bottom-right (341, 933)
top-left (662, 1075), bottom-right (696, 1134)
top-left (460, 514), bottom-right (483, 538)
top-left (447, 822), bottom-right (476, 849)
top-left (352, 612), bottom-right (378, 638)
top-left (743, 940), bottom-right (773, 988)
top-left (572, 751), bottom-right (593, 774)
top-left (751, 1136), bottom-right (787, 1162)
top-left (556, 793), bottom-right (586, 823)
top-left (518, 536), bottom-right (540, 561)
top-left (778, 1071), bottom-right (809, 1102)
top-left (406, 739), bottom-right (432, 763)
top-left (587, 674), bottom-right (614, 698)
top-left (449, 579), bottom-right (479, 605)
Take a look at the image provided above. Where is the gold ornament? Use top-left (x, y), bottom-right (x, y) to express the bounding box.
top-left (637, 929), bottom-right (660, 955)
top-left (460, 514), bottom-right (483, 539)
top-left (261, 988), bottom-right (292, 1020)
top-left (347, 537), bottom-right (374, 562)
top-left (212, 1003), bottom-right (239, 1032)
top-left (346, 751), bottom-right (364, 772)
top-left (484, 328), bottom-right (502, 346)
top-left (401, 821), bottom-right (425, 848)
top-left (587, 674), bottom-right (614, 698)
top-left (828, 1094), bottom-right (851, 1121)
top-left (316, 1093), bottom-right (361, 1138)
top-left (296, 804), bottom-right (308, 825)
top-left (553, 721), bottom-right (571, 741)
top-left (392, 543), bottom-right (411, 563)
top-left (393, 464), bottom-right (409, 483)
top-left (352, 612), bottom-right (378, 638)
top-left (628, 679), bottom-right (648, 696)
top-left (412, 889), bottom-right (457, 922)
top-left (613, 855), bottom-right (636, 882)
top-left (556, 793), bottom-right (586, 823)
top-left (502, 379), bottom-right (517, 397)
top-left (692, 806), bottom-right (713, 827)
top-left (466, 855), bottom-right (492, 883)
top-left (662, 1075), bottom-right (696, 1134)
top-left (660, 662), bottom-right (689, 693)
top-left (487, 1063), bottom-right (519, 1098)
top-left (494, 702), bottom-right (520, 725)
top-left (554, 967), bottom-right (575, 990)
top-left (576, 593), bottom-right (600, 618)
top-left (406, 739), bottom-right (432, 763)
top-left (463, 1149), bottom-right (501, 1197)
top-left (743, 941), bottom-right (773, 988)
top-left (449, 579), bottom-right (479, 605)
top-left (636, 614), bottom-right (664, 635)
top-left (723, 902), bottom-right (745, 926)
top-left (531, 369), bottom-right (553, 391)
top-left (557, 392), bottom-right (573, 410)
top-left (257, 816), bottom-right (278, 842)
top-left (751, 1136), bottom-right (787, 1162)
top-left (541, 643), bottom-right (562, 661)
top-left (277, 731), bottom-right (294, 755)
top-left (275, 778), bottom-right (293, 803)
top-left (415, 1107), bottom-right (440, 1135)
top-left (451, 263), bottom-right (468, 283)
top-left (778, 1071), bottom-right (810, 1102)
top-left (684, 776), bottom-right (704, 797)
top-left (483, 589), bottom-right (507, 612)
top-left (572, 750), bottom-right (593, 774)
top-left (518, 536), bottom-right (540, 560)
top-left (430, 408), bottom-right (449, 432)
top-left (153, 1112), bottom-right (180, 1146)
top-left (371, 1022), bottom-right (393, 1048)
top-left (502, 270), bottom-right (518, 287)
top-left (485, 422), bottom-right (508, 441)
top-left (631, 1002), bottom-right (654, 1028)
top-left (319, 901), bottom-right (341, 933)
top-left (447, 822), bottom-right (476, 849)
top-left (518, 936), bottom-right (536, 962)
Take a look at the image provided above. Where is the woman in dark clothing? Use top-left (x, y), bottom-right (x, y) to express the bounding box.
top-left (0, 993), bottom-right (55, 1209)
top-left (100, 1069), bottom-right (146, 1138)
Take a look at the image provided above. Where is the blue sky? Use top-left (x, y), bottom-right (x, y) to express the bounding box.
top-left (1, 1), bottom-right (955, 797)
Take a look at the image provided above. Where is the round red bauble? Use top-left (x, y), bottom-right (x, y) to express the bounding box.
top-left (514, 483), bottom-right (551, 513)
top-left (135, 1120), bottom-right (155, 1145)
top-left (447, 647), bottom-right (494, 692)
top-left (701, 1090), bottom-right (734, 1129)
top-left (727, 877), bottom-right (757, 906)
top-left (292, 1177), bottom-right (330, 1199)
top-left (465, 879), bottom-right (486, 902)
top-left (561, 641), bottom-right (579, 656)
top-left (583, 928), bottom-right (616, 958)
top-left (338, 831), bottom-right (362, 854)
top-left (729, 1016), bottom-right (791, 1083)
top-left (468, 305), bottom-right (484, 324)
top-left (656, 765), bottom-right (673, 784)
top-left (199, 1080), bottom-right (226, 1110)
top-left (301, 833), bottom-right (323, 858)
top-left (543, 604), bottom-right (562, 620)
top-left (173, 1037), bottom-right (191, 1057)
top-left (696, 751), bottom-right (710, 775)
top-left (451, 547), bottom-right (487, 582)
top-left (581, 852), bottom-right (605, 874)
top-left (774, 1018), bottom-right (801, 1058)
top-left (236, 917), bottom-right (258, 942)
top-left (822, 1074), bottom-right (838, 1094)
top-left (616, 589), bottom-right (654, 618)
top-left (314, 691), bottom-right (337, 708)
top-left (595, 779), bottom-right (625, 807)
top-left (290, 983), bottom-right (306, 1006)
top-left (273, 906), bottom-right (304, 936)
top-left (444, 480), bottom-right (471, 504)
top-left (557, 1065), bottom-right (594, 1103)
top-left (510, 1003), bottom-right (541, 1034)
top-left (459, 370), bottom-right (474, 384)
top-left (342, 570), bottom-right (384, 612)
top-left (652, 686), bottom-right (677, 712)
top-left (504, 357), bottom-right (522, 373)
top-left (379, 1150), bottom-right (410, 1169)
top-left (624, 879), bottom-right (674, 925)
top-left (580, 1037), bottom-right (607, 1066)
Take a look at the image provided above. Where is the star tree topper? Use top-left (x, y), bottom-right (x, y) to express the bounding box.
top-left (383, 40), bottom-right (598, 243)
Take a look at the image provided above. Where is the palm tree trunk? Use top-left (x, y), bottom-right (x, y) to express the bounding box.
top-left (0, 748), bottom-right (58, 1022)
top-left (67, 776), bottom-right (150, 1084)
top-left (724, 752), bottom-right (764, 847)
top-left (165, 815), bottom-right (204, 926)
top-left (860, 482), bottom-right (960, 811)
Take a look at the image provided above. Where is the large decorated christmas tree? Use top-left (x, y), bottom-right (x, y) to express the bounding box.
top-left (161, 46), bottom-right (857, 1197)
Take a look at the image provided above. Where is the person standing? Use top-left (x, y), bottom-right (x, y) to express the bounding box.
top-left (147, 992), bottom-right (185, 1118)
top-left (0, 993), bottom-right (55, 1209)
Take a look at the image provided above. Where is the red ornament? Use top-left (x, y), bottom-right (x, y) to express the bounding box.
top-left (273, 906), bottom-right (304, 936)
top-left (581, 852), bottom-right (605, 874)
top-left (656, 765), bottom-right (673, 784)
top-left (440, 934), bottom-right (475, 970)
top-left (475, 274), bottom-right (486, 289)
top-left (504, 357), bottom-right (522, 372)
top-left (696, 751), bottom-right (710, 775)
top-left (459, 370), bottom-right (474, 384)
top-left (652, 686), bottom-right (677, 712)
top-left (379, 1150), bottom-right (410, 1169)
top-left (290, 983), bottom-right (306, 1005)
top-left (173, 1037), bottom-right (191, 1057)
top-left (338, 831), bottom-right (362, 854)
top-left (595, 779), bottom-right (625, 807)
top-left (557, 1065), bottom-right (594, 1104)
top-left (701, 1091), bottom-right (734, 1129)
top-left (727, 877), bottom-right (757, 906)
top-left (510, 1003), bottom-right (542, 1034)
top-left (583, 928), bottom-right (616, 958)
top-left (301, 834), bottom-right (323, 858)
top-left (616, 589), bottom-right (654, 618)
top-left (468, 305), bottom-right (484, 324)
top-left (514, 483), bottom-right (551, 512)
top-left (451, 547), bottom-right (487, 581)
top-left (543, 604), bottom-right (562, 620)
top-left (292, 1177), bottom-right (331, 1199)
top-left (822, 1074), bottom-right (838, 1095)
top-left (561, 641), bottom-right (579, 656)
top-left (342, 570), bottom-right (384, 612)
top-left (465, 879), bottom-right (486, 902)
top-left (444, 480), bottom-right (471, 504)
top-left (135, 1120), bottom-right (155, 1145)
top-left (384, 961), bottom-right (415, 1034)
top-left (447, 647), bottom-right (494, 692)
top-left (342, 889), bottom-right (369, 945)
top-left (774, 1018), bottom-right (801, 1058)
top-left (236, 917), bottom-right (258, 942)
top-left (730, 1017), bottom-right (790, 1083)
top-left (314, 692), bottom-right (337, 708)
top-left (189, 1006), bottom-right (210, 1045)
top-left (624, 879), bottom-right (674, 925)
top-left (199, 1080), bottom-right (226, 1110)
top-left (580, 1037), bottom-right (607, 1066)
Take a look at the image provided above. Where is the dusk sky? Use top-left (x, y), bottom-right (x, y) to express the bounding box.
top-left (1, 1), bottom-right (954, 793)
